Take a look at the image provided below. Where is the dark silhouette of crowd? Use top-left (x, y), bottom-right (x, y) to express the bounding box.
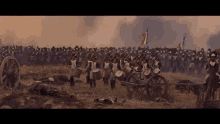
top-left (0, 45), bottom-right (219, 75)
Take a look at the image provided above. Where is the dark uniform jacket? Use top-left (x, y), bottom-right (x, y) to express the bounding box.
top-left (205, 60), bottom-right (219, 75)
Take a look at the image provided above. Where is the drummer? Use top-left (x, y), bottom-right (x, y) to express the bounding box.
top-left (109, 58), bottom-right (121, 90)
top-left (85, 55), bottom-right (93, 84)
top-left (151, 57), bottom-right (162, 74)
top-left (141, 59), bottom-right (151, 81)
top-left (69, 55), bottom-right (80, 87)
top-left (90, 56), bottom-right (100, 88)
top-left (102, 57), bottom-right (111, 85)
top-left (124, 58), bottom-right (133, 80)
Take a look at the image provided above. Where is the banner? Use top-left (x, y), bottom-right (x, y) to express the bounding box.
top-left (177, 43), bottom-right (181, 49)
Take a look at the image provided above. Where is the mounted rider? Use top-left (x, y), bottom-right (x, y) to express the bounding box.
top-left (204, 51), bottom-right (220, 84)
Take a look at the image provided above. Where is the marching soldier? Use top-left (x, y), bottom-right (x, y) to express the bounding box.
top-left (102, 58), bottom-right (111, 85)
top-left (89, 56), bottom-right (100, 88)
top-left (172, 51), bottom-right (178, 73)
top-left (69, 55), bottom-right (81, 87)
top-left (85, 55), bottom-right (93, 84)
top-left (197, 52), bottom-right (206, 75)
top-left (189, 51), bottom-right (196, 74)
top-left (179, 53), bottom-right (187, 73)
top-left (160, 50), bottom-right (166, 72)
top-left (151, 56), bottom-right (162, 74)
top-left (109, 58), bottom-right (121, 90)
top-left (141, 59), bottom-right (151, 81)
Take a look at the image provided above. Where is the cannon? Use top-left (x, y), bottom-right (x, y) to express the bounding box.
top-left (0, 56), bottom-right (20, 89)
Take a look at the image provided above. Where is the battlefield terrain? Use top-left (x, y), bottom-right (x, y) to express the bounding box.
top-left (0, 64), bottom-right (209, 109)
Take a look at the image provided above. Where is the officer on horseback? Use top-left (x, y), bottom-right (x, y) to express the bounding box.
top-left (204, 51), bottom-right (220, 85)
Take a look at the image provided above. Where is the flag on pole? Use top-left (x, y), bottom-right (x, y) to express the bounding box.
top-left (143, 32), bottom-right (147, 45)
top-left (183, 37), bottom-right (185, 46)
top-left (177, 43), bottom-right (181, 49)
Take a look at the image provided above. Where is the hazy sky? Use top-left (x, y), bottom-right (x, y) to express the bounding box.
top-left (0, 16), bottom-right (220, 51)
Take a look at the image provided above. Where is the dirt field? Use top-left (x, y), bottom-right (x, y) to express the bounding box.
top-left (0, 65), bottom-right (207, 109)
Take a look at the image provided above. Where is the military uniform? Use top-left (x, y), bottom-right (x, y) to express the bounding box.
top-left (179, 54), bottom-right (187, 73)
top-left (109, 59), bottom-right (121, 89)
top-left (172, 52), bottom-right (178, 73)
top-left (102, 58), bottom-right (111, 85)
top-left (204, 52), bottom-right (220, 85)
top-left (89, 56), bottom-right (100, 88)
top-left (189, 53), bottom-right (196, 74)
top-left (69, 56), bottom-right (81, 86)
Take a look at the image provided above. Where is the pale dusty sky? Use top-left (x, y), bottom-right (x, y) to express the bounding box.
top-left (0, 16), bottom-right (220, 51)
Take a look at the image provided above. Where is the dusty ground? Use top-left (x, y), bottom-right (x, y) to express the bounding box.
top-left (0, 65), bottom-right (210, 109)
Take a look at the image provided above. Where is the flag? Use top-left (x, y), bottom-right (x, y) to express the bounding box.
top-left (183, 37), bottom-right (185, 46)
top-left (177, 43), bottom-right (181, 49)
top-left (143, 32), bottom-right (147, 45)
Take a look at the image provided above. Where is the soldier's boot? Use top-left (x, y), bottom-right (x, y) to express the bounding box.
top-left (110, 80), bottom-right (114, 90)
top-left (106, 78), bottom-right (108, 85)
top-left (204, 75), bottom-right (209, 85)
top-left (111, 80), bottom-right (115, 90)
top-left (70, 76), bottom-right (75, 87)
top-left (90, 79), bottom-right (93, 88)
top-left (86, 76), bottom-right (90, 84)
top-left (103, 77), bottom-right (106, 85)
top-left (113, 80), bottom-right (116, 89)
top-left (93, 79), bottom-right (96, 88)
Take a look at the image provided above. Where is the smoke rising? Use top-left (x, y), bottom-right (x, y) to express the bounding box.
top-left (0, 16), bottom-right (220, 51)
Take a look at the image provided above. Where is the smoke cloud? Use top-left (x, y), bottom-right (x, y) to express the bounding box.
top-left (0, 16), bottom-right (220, 51)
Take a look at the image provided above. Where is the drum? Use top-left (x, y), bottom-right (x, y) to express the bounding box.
top-left (69, 68), bottom-right (82, 78)
top-left (123, 67), bottom-right (132, 77)
top-left (92, 69), bottom-right (102, 80)
top-left (153, 68), bottom-right (160, 74)
top-left (115, 70), bottom-right (125, 81)
top-left (134, 67), bottom-right (138, 71)
top-left (102, 68), bottom-right (110, 79)
top-left (144, 69), bottom-right (151, 76)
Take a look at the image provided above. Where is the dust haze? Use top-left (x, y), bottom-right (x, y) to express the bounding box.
top-left (0, 16), bottom-right (220, 51)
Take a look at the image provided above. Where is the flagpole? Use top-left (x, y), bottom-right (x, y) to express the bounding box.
top-left (146, 26), bottom-right (149, 48)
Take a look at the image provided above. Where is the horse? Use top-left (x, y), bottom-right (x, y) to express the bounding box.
top-left (204, 72), bottom-right (219, 101)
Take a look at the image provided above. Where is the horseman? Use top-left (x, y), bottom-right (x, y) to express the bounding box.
top-left (204, 51), bottom-right (220, 85)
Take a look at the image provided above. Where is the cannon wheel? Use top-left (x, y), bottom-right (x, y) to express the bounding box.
top-left (146, 74), bottom-right (168, 100)
top-left (0, 56), bottom-right (21, 88)
top-left (126, 73), bottom-right (139, 94)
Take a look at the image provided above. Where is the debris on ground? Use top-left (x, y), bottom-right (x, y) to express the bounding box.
top-left (94, 97), bottom-right (126, 106)
top-left (154, 97), bottom-right (167, 102)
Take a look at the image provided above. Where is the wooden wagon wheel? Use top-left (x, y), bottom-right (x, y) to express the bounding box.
top-left (126, 73), bottom-right (140, 94)
top-left (146, 74), bottom-right (168, 100)
top-left (0, 56), bottom-right (21, 89)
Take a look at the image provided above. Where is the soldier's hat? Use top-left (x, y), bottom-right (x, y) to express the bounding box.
top-left (210, 51), bottom-right (217, 58)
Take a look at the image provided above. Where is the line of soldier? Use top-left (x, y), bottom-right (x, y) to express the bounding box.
top-left (1, 45), bottom-right (219, 76)
top-left (70, 48), bottom-right (162, 90)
